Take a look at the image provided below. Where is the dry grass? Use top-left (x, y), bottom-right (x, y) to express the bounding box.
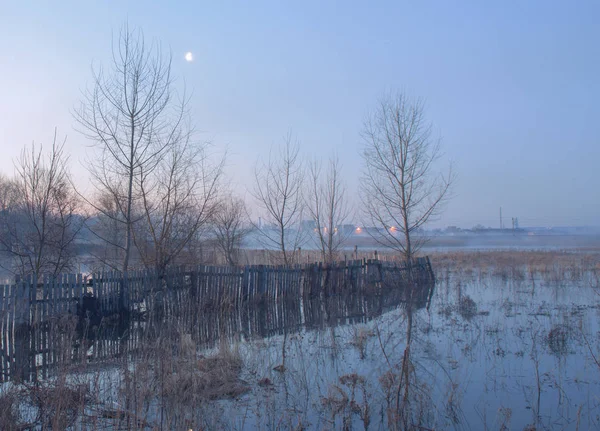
top-left (321, 373), bottom-right (370, 430)
top-left (0, 367), bottom-right (90, 430)
top-left (0, 391), bottom-right (21, 430)
top-left (108, 319), bottom-right (249, 428)
top-left (429, 249), bottom-right (600, 278)
top-left (0, 309), bottom-right (249, 430)
top-left (350, 326), bottom-right (374, 360)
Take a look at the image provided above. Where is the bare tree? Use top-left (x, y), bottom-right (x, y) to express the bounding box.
top-left (74, 24), bottom-right (184, 273)
top-left (212, 194), bottom-right (249, 266)
top-left (360, 93), bottom-right (454, 261)
top-left (0, 132), bottom-right (82, 279)
top-left (134, 139), bottom-right (223, 276)
top-left (0, 174), bottom-right (19, 273)
top-left (0, 173), bottom-right (19, 213)
top-left (306, 156), bottom-right (352, 263)
top-left (251, 133), bottom-right (305, 265)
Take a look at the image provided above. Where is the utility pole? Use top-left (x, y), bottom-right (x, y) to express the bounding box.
top-left (499, 207), bottom-right (503, 230)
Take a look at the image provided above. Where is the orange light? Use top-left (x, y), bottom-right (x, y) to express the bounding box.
top-left (356, 227), bottom-right (362, 233)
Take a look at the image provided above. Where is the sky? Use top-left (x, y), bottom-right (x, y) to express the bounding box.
top-left (1, 1), bottom-right (599, 229)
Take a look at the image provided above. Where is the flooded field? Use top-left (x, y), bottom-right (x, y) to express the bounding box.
top-left (212, 253), bottom-right (600, 430)
top-left (1, 250), bottom-right (599, 430)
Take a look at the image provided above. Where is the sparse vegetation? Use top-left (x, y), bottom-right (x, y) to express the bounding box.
top-left (350, 326), bottom-right (374, 360)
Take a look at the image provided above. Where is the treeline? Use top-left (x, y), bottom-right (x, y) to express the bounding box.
top-left (0, 25), bottom-right (453, 280)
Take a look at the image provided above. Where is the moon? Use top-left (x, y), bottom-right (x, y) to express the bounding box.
top-left (185, 52), bottom-right (193, 62)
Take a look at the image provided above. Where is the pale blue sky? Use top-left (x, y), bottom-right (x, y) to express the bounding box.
top-left (1, 1), bottom-right (598, 228)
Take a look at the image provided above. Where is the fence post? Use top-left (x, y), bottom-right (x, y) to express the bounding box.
top-left (426, 256), bottom-right (435, 282)
top-left (13, 275), bottom-right (32, 381)
top-left (120, 271), bottom-right (127, 314)
top-left (257, 265), bottom-right (266, 298)
top-left (15, 275), bottom-right (31, 327)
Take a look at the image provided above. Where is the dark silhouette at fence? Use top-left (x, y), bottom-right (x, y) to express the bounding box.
top-left (0, 257), bottom-right (435, 382)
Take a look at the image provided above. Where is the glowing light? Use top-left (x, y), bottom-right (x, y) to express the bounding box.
top-left (185, 52), bottom-right (193, 62)
top-left (356, 227), bottom-right (362, 233)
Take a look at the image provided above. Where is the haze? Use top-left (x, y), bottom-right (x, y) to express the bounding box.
top-left (1, 1), bottom-right (598, 228)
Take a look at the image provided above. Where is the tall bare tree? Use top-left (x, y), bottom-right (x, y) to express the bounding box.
top-left (134, 139), bottom-right (223, 276)
top-left (74, 24), bottom-right (184, 273)
top-left (360, 93), bottom-right (454, 261)
top-left (212, 194), bottom-right (249, 266)
top-left (0, 132), bottom-right (82, 279)
top-left (251, 133), bottom-right (305, 265)
top-left (306, 156), bottom-right (352, 263)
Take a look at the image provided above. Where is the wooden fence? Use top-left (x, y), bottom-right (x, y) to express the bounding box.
top-left (0, 257), bottom-right (433, 329)
top-left (0, 260), bottom-right (435, 383)
top-left (0, 258), bottom-right (434, 381)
